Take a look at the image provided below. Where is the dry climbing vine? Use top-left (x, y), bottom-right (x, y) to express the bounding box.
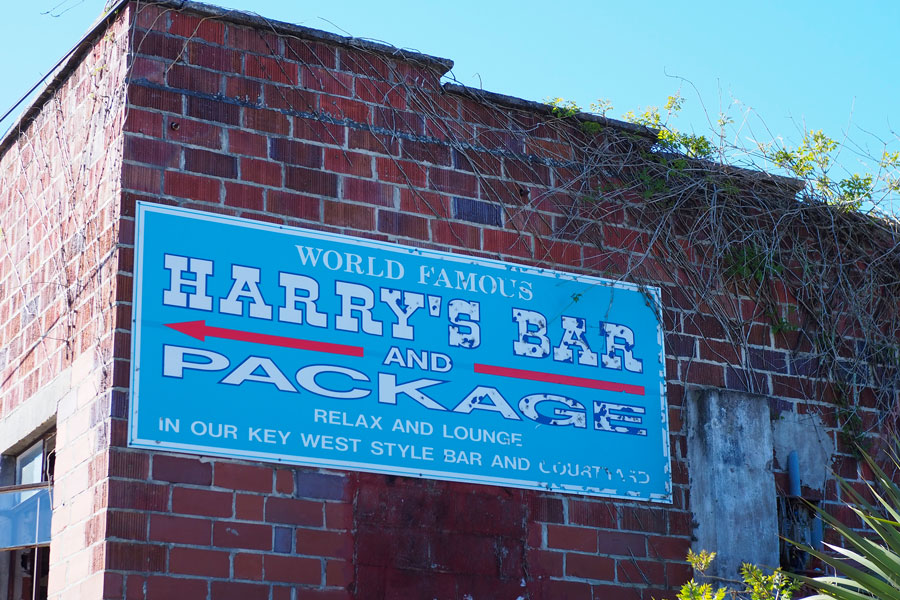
top-left (158, 0), bottom-right (900, 450)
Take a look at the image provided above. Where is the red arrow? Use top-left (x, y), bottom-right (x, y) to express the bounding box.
top-left (165, 320), bottom-right (364, 357)
top-left (474, 363), bottom-right (644, 395)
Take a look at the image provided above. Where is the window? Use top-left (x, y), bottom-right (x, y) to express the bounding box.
top-left (0, 431), bottom-right (54, 600)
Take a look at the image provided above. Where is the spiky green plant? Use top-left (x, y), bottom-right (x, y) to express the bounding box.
top-left (793, 444), bottom-right (900, 599)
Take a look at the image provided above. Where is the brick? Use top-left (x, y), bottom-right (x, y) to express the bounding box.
top-left (236, 493), bottom-right (265, 521)
top-left (169, 547), bottom-right (230, 578)
top-left (355, 78), bottom-right (406, 109)
top-left (234, 553), bottom-right (264, 580)
top-left (187, 96), bottom-right (240, 125)
top-left (566, 553), bottom-right (615, 581)
top-left (107, 510), bottom-right (147, 540)
top-left (348, 129), bottom-right (399, 155)
top-left (227, 76), bottom-right (263, 103)
top-left (169, 12), bottom-right (226, 44)
top-left (107, 480), bottom-right (168, 511)
top-left (267, 191), bottom-right (320, 221)
top-left (326, 559), bottom-right (354, 587)
top-left (398, 188), bottom-right (449, 218)
top-left (228, 130), bottom-right (268, 157)
top-left (597, 532), bottom-right (648, 557)
top-left (294, 471), bottom-right (346, 500)
top-left (482, 227), bottom-right (531, 258)
top-left (301, 65), bottom-right (353, 97)
top-left (149, 515), bottom-right (212, 545)
top-left (225, 182), bottom-right (265, 211)
top-left (164, 171), bottom-right (221, 203)
top-left (375, 157), bottom-right (427, 187)
top-left (215, 462), bottom-right (273, 492)
top-left (321, 96), bottom-right (371, 123)
top-left (152, 454), bottom-right (212, 485)
top-left (339, 51), bottom-right (390, 78)
top-left (539, 580), bottom-right (592, 600)
top-left (569, 500), bottom-right (616, 528)
top-left (241, 158), bottom-right (282, 187)
top-left (228, 24), bottom-right (280, 55)
top-left (402, 140), bottom-right (450, 165)
top-left (106, 542), bottom-right (165, 572)
top-left (266, 497), bottom-right (323, 526)
top-left (146, 575), bottom-right (207, 598)
top-left (213, 521), bottom-right (272, 551)
top-left (377, 211), bottom-right (429, 240)
top-left (431, 220), bottom-right (480, 249)
top-left (374, 107), bottom-right (425, 135)
top-left (166, 117), bottom-right (222, 149)
top-left (265, 84), bottom-right (318, 112)
top-left (124, 108), bottom-right (164, 137)
top-left (590, 584), bottom-right (642, 600)
top-left (324, 149), bottom-right (373, 177)
top-left (185, 148), bottom-right (238, 178)
top-left (129, 84), bottom-right (183, 114)
top-left (341, 178), bottom-right (394, 206)
top-left (274, 526), bottom-right (293, 553)
top-left (526, 549), bottom-right (564, 578)
top-left (431, 168), bottom-right (477, 196)
top-left (244, 107), bottom-right (291, 135)
top-left (323, 201), bottom-right (374, 230)
top-left (647, 536), bottom-right (689, 562)
top-left (621, 508), bottom-right (668, 535)
top-left (285, 166), bottom-right (338, 197)
top-left (172, 487), bottom-right (233, 518)
top-left (453, 198), bottom-right (503, 226)
top-left (617, 558), bottom-right (666, 586)
top-left (749, 347), bottom-right (788, 372)
top-left (276, 469), bottom-right (294, 494)
top-left (122, 163), bottom-right (161, 194)
top-left (683, 361), bottom-right (726, 388)
top-left (245, 54), bottom-right (298, 85)
top-left (189, 42), bottom-right (242, 72)
top-left (133, 31), bottom-right (183, 61)
top-left (131, 56), bottom-right (166, 84)
top-left (167, 64), bottom-right (222, 94)
top-left (546, 525), bottom-right (597, 553)
top-left (296, 529), bottom-right (352, 558)
top-left (269, 138), bottom-right (323, 168)
top-left (294, 117), bottom-right (344, 144)
top-left (667, 561), bottom-right (695, 588)
top-left (211, 580), bottom-right (269, 600)
top-left (284, 39), bottom-right (336, 69)
top-left (264, 555), bottom-right (321, 584)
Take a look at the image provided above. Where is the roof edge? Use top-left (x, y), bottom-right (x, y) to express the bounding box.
top-left (442, 83), bottom-right (659, 140)
top-left (157, 0), bottom-right (455, 73)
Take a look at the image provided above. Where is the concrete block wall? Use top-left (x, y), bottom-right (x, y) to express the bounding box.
top-left (0, 5), bottom-right (131, 598)
top-left (0, 1), bottom-right (890, 599)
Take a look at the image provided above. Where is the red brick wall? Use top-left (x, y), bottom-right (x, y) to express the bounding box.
top-left (1, 1), bottom-right (885, 599)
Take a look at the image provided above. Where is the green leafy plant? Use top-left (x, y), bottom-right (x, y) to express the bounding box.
top-left (671, 550), bottom-right (799, 600)
top-left (622, 93), bottom-right (715, 158)
top-left (724, 244), bottom-right (783, 283)
top-left (791, 443), bottom-right (900, 599)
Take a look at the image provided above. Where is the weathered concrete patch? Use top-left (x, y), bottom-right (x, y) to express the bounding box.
top-left (687, 388), bottom-right (779, 580)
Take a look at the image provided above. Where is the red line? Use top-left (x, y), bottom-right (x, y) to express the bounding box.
top-left (206, 325), bottom-right (364, 357)
top-left (474, 363), bottom-right (644, 395)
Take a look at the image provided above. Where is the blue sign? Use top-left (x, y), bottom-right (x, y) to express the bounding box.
top-left (129, 202), bottom-right (670, 501)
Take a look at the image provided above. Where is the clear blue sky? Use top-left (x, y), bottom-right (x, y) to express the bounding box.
top-left (3, 0), bottom-right (899, 210)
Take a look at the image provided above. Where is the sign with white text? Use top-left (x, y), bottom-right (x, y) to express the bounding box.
top-left (129, 202), bottom-right (670, 501)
